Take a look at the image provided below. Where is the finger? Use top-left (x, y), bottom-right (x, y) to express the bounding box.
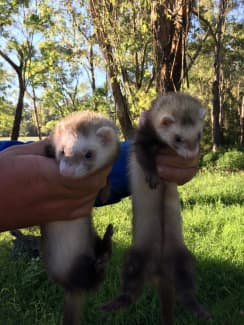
top-left (157, 165), bottom-right (198, 185)
top-left (69, 197), bottom-right (96, 219)
top-left (156, 154), bottom-right (199, 169)
top-left (3, 139), bottom-right (49, 156)
top-left (60, 164), bottom-right (112, 190)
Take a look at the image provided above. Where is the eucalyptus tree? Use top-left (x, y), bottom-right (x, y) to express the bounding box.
top-left (191, 0), bottom-right (244, 150)
top-left (0, 0), bottom-right (97, 138)
top-left (0, 0), bottom-right (54, 139)
top-left (88, 0), bottom-right (154, 138)
top-left (36, 2), bottom-right (108, 127)
top-left (88, 0), bottom-right (195, 138)
top-left (151, 0), bottom-right (192, 93)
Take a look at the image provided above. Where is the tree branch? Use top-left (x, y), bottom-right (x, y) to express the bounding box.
top-left (0, 49), bottom-right (20, 73)
top-left (192, 9), bottom-right (217, 44)
top-left (183, 27), bottom-right (210, 80)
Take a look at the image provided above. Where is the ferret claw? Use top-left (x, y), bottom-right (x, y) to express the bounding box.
top-left (145, 174), bottom-right (160, 189)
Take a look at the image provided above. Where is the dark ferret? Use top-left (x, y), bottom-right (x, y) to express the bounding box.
top-left (103, 93), bottom-right (211, 323)
top-left (41, 111), bottom-right (119, 325)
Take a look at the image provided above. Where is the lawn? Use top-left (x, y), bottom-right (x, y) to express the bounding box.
top-left (0, 170), bottom-right (243, 324)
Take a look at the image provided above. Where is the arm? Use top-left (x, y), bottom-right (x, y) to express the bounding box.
top-left (0, 139), bottom-right (198, 232)
top-left (0, 140), bottom-right (111, 231)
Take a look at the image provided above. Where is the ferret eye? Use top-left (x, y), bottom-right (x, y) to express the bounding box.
top-left (84, 151), bottom-right (93, 159)
top-left (175, 135), bottom-right (182, 143)
top-left (197, 132), bottom-right (201, 140)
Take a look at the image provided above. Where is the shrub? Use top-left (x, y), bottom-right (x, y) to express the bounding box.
top-left (201, 150), bottom-right (244, 171)
top-left (215, 150), bottom-right (244, 171)
top-left (201, 152), bottom-right (220, 167)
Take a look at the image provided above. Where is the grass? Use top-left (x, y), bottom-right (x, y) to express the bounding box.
top-left (0, 170), bottom-right (243, 324)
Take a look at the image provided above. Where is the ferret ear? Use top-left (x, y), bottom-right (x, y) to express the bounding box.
top-left (96, 126), bottom-right (115, 145)
top-left (160, 115), bottom-right (175, 127)
top-left (199, 108), bottom-right (206, 119)
top-left (55, 122), bottom-right (65, 136)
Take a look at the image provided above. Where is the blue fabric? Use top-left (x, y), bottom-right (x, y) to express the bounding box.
top-left (0, 140), bottom-right (131, 206)
top-left (0, 140), bottom-right (25, 151)
top-left (95, 141), bottom-right (131, 206)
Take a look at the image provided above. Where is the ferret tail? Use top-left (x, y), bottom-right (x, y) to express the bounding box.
top-left (62, 290), bottom-right (84, 325)
top-left (10, 229), bottom-right (23, 238)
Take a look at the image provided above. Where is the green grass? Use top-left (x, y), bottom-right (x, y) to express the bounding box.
top-left (0, 170), bottom-right (243, 324)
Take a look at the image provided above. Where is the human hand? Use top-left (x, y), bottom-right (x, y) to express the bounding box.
top-left (156, 147), bottom-right (199, 185)
top-left (0, 140), bottom-right (111, 231)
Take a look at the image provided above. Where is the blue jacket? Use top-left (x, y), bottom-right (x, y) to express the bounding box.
top-left (0, 140), bottom-right (131, 206)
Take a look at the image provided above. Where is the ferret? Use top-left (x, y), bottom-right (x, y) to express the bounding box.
top-left (103, 93), bottom-right (210, 323)
top-left (10, 229), bottom-right (40, 258)
top-left (40, 111), bottom-right (119, 325)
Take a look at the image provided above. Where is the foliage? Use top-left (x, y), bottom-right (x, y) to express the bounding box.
top-left (201, 151), bottom-right (220, 166)
top-left (215, 150), bottom-right (244, 171)
top-left (0, 99), bottom-right (14, 137)
top-left (201, 149), bottom-right (244, 171)
top-left (0, 0), bottom-right (243, 147)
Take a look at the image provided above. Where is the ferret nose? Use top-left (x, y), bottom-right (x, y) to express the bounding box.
top-left (185, 140), bottom-right (197, 151)
top-left (185, 152), bottom-right (198, 159)
top-left (59, 161), bottom-right (76, 177)
top-left (185, 146), bottom-right (199, 159)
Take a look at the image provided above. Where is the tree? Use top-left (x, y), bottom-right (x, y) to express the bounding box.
top-left (88, 0), bottom-right (133, 138)
top-left (87, 0), bottom-right (155, 138)
top-left (192, 0), bottom-right (244, 150)
top-left (0, 0), bottom-right (53, 139)
top-left (0, 44), bottom-right (30, 140)
top-left (241, 96), bottom-right (244, 146)
top-left (211, 0), bottom-right (229, 151)
top-left (151, 0), bottom-right (192, 93)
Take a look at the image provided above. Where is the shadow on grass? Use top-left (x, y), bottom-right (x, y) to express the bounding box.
top-left (181, 193), bottom-right (244, 208)
top-left (0, 238), bottom-right (243, 325)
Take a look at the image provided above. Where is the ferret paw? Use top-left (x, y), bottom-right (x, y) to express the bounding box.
top-left (145, 174), bottom-right (160, 189)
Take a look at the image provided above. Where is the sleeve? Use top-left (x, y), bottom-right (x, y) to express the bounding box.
top-left (94, 141), bottom-right (132, 206)
top-left (0, 140), bottom-right (25, 151)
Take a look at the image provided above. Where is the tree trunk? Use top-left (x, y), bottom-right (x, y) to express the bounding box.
top-left (151, 0), bottom-right (191, 94)
top-left (89, 44), bottom-right (99, 111)
top-left (211, 0), bottom-right (229, 151)
top-left (240, 96), bottom-right (244, 147)
top-left (88, 0), bottom-right (133, 139)
top-left (31, 87), bottom-right (42, 140)
top-left (0, 50), bottom-right (26, 141)
top-left (211, 80), bottom-right (222, 151)
top-left (11, 73), bottom-right (25, 140)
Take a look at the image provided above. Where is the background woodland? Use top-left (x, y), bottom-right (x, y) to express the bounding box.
top-left (0, 0), bottom-right (243, 154)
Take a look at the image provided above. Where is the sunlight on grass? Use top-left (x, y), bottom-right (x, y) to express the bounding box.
top-left (0, 170), bottom-right (243, 324)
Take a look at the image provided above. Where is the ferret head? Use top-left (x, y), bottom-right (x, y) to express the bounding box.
top-left (52, 111), bottom-right (119, 178)
top-left (150, 93), bottom-right (206, 159)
